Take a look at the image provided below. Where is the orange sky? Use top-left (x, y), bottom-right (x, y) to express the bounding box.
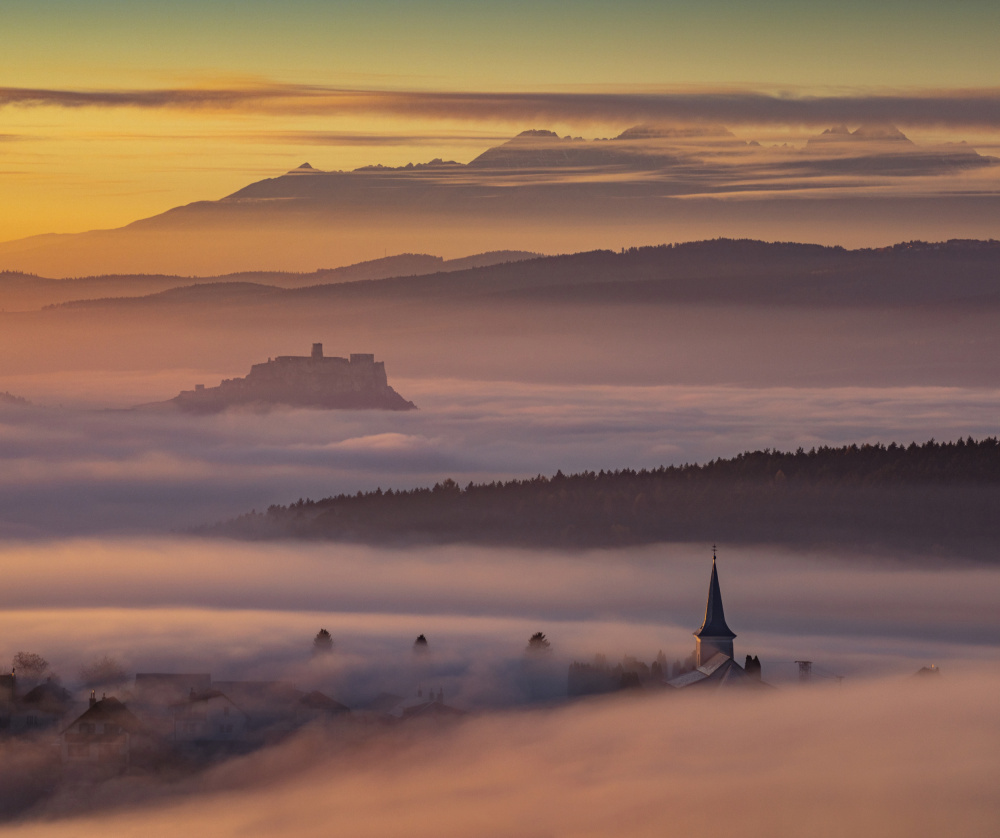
top-left (3, 0), bottom-right (1000, 243)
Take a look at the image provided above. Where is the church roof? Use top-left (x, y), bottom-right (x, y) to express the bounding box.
top-left (667, 653), bottom-right (750, 690)
top-left (693, 555), bottom-right (736, 640)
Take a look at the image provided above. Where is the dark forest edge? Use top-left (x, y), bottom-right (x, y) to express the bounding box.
top-left (206, 438), bottom-right (1000, 557)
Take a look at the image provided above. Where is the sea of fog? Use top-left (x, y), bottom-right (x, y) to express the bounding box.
top-left (2, 538), bottom-right (998, 704)
top-left (1, 674), bottom-right (996, 837)
top-left (2, 371), bottom-right (999, 834)
top-left (1, 377), bottom-right (999, 535)
top-left (0, 536), bottom-right (998, 835)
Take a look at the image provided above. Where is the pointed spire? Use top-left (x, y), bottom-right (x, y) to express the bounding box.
top-left (694, 548), bottom-right (736, 639)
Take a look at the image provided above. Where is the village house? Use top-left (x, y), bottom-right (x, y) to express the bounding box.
top-left (60, 693), bottom-right (155, 771)
top-left (172, 689), bottom-right (250, 751)
top-left (7, 680), bottom-right (75, 735)
top-left (391, 687), bottom-right (465, 720)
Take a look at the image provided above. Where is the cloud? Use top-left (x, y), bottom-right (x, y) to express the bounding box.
top-left (1, 378), bottom-right (1000, 535)
top-left (2, 670), bottom-right (997, 834)
top-left (253, 131), bottom-right (512, 147)
top-left (3, 84), bottom-right (1000, 130)
top-left (0, 536), bottom-right (998, 705)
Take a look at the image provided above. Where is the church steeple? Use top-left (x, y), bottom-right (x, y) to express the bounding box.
top-left (693, 547), bottom-right (736, 665)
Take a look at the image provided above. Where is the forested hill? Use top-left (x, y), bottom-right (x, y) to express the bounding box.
top-left (42, 238), bottom-right (1000, 311)
top-left (211, 439), bottom-right (1000, 555)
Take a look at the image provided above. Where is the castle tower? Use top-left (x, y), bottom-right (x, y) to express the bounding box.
top-left (693, 548), bottom-right (737, 666)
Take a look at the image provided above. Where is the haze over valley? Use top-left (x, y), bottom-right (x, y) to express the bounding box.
top-left (3, 1), bottom-right (1000, 834)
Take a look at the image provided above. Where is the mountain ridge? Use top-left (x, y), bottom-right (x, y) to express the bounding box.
top-left (0, 250), bottom-right (540, 311)
top-left (206, 437), bottom-right (1000, 555)
top-left (42, 238), bottom-right (1000, 312)
top-left (1, 124), bottom-right (995, 277)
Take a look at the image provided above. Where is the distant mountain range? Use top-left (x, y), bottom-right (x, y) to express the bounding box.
top-left (6, 238), bottom-right (1000, 395)
top-left (1, 124), bottom-right (996, 277)
top-left (0, 250), bottom-right (538, 311)
top-left (38, 238), bottom-right (1000, 313)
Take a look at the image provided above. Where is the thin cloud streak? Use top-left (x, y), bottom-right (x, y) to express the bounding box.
top-left (1, 538), bottom-right (997, 695)
top-left (4, 85), bottom-right (1000, 130)
top-left (247, 131), bottom-right (512, 148)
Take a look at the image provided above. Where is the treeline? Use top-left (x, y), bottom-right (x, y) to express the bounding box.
top-left (211, 439), bottom-right (1000, 554)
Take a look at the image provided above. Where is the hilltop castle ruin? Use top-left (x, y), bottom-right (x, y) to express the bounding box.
top-left (168, 344), bottom-right (416, 413)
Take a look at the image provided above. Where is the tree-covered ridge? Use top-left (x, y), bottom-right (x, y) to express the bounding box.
top-left (214, 439), bottom-right (1000, 553)
top-left (0, 391), bottom-right (31, 406)
top-left (649, 437), bottom-right (1000, 484)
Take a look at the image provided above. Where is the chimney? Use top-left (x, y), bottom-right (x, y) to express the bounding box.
top-left (89, 689), bottom-right (97, 708)
top-left (311, 343), bottom-right (323, 359)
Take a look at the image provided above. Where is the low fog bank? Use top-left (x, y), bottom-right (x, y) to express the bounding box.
top-left (5, 299), bottom-right (1000, 393)
top-left (2, 539), bottom-right (997, 696)
top-left (1, 381), bottom-right (998, 536)
top-left (3, 673), bottom-right (997, 836)
top-left (2, 538), bottom-right (996, 830)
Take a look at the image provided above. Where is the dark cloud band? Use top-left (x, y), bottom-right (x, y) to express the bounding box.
top-left (2, 85), bottom-right (1000, 130)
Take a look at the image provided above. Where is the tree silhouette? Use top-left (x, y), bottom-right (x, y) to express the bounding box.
top-left (224, 436), bottom-right (1000, 552)
top-left (526, 632), bottom-right (552, 654)
top-left (12, 651), bottom-right (48, 680)
top-left (78, 655), bottom-right (127, 689)
top-left (312, 628), bottom-right (335, 656)
top-left (413, 634), bottom-right (429, 654)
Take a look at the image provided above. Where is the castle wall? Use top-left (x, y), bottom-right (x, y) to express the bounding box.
top-left (173, 348), bottom-right (408, 411)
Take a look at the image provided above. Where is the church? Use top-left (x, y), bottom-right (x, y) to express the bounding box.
top-left (668, 549), bottom-right (766, 690)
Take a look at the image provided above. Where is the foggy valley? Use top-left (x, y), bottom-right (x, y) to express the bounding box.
top-left (4, 4), bottom-right (1000, 832)
top-left (1, 537), bottom-right (998, 830)
top-left (1, 235), bottom-right (999, 833)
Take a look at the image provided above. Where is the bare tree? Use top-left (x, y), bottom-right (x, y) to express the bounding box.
top-left (12, 652), bottom-right (48, 679)
top-left (78, 655), bottom-right (127, 690)
top-left (11, 651), bottom-right (49, 691)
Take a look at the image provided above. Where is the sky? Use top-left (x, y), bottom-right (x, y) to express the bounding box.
top-left (3, 0), bottom-right (1000, 242)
